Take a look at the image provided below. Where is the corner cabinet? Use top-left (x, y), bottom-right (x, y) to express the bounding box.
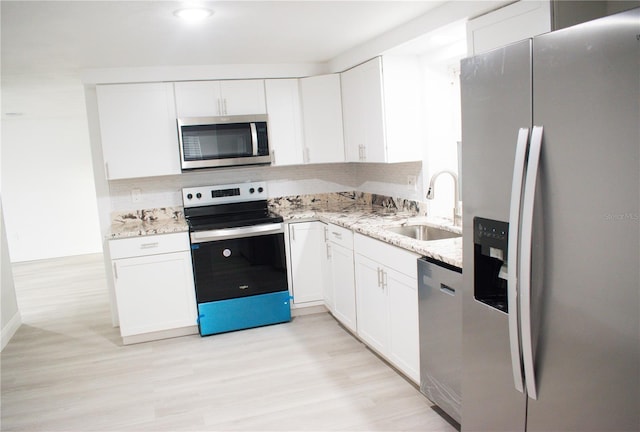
top-left (96, 83), bottom-right (181, 180)
top-left (299, 74), bottom-right (345, 164)
top-left (287, 221), bottom-right (328, 306)
top-left (174, 80), bottom-right (266, 117)
top-left (354, 233), bottom-right (421, 383)
top-left (108, 232), bottom-right (198, 343)
top-left (341, 56), bottom-right (423, 163)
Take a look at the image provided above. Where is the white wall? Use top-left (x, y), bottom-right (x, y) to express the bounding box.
top-left (1, 75), bottom-right (102, 262)
top-left (419, 36), bottom-right (466, 221)
top-left (1, 198), bottom-right (21, 350)
top-left (106, 161), bottom-right (423, 216)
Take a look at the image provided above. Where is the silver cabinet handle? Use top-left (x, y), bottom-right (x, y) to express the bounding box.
top-left (290, 224), bottom-right (295, 241)
top-left (326, 243), bottom-right (331, 260)
top-left (377, 267), bottom-right (382, 287)
top-left (113, 262), bottom-right (118, 280)
top-left (323, 226), bottom-right (328, 242)
top-left (381, 269), bottom-right (387, 289)
top-left (332, 232), bottom-right (342, 240)
top-left (140, 242), bottom-right (159, 249)
top-left (507, 127), bottom-right (530, 394)
top-left (520, 125), bottom-right (543, 401)
top-left (223, 98), bottom-right (228, 115)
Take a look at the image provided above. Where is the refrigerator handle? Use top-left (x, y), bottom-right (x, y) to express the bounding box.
top-left (507, 127), bottom-right (530, 394)
top-left (520, 125), bottom-right (543, 401)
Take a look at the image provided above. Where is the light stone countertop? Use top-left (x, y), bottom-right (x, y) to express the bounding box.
top-left (276, 203), bottom-right (462, 269)
top-left (108, 207), bottom-right (189, 239)
top-left (108, 203), bottom-right (463, 269)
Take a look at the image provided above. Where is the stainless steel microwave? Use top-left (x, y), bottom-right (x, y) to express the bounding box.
top-left (177, 114), bottom-right (271, 170)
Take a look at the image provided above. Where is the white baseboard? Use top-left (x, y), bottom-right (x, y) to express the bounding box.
top-left (121, 325), bottom-right (198, 345)
top-left (1, 311), bottom-right (22, 351)
top-left (291, 304), bottom-right (328, 317)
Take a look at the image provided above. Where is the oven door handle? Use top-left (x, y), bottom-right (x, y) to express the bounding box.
top-left (190, 223), bottom-right (284, 243)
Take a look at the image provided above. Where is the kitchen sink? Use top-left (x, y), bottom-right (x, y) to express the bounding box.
top-left (386, 225), bottom-right (461, 241)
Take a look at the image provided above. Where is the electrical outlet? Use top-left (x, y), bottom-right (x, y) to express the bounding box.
top-left (131, 188), bottom-right (142, 203)
top-left (407, 175), bottom-right (417, 191)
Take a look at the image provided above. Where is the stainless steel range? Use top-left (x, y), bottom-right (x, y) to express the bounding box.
top-left (182, 181), bottom-right (290, 336)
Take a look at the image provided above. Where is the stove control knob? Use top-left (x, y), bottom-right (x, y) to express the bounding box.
top-left (249, 188), bottom-right (255, 194)
top-left (196, 193), bottom-right (202, 199)
top-left (258, 187), bottom-right (264, 193)
top-left (186, 193), bottom-right (193, 200)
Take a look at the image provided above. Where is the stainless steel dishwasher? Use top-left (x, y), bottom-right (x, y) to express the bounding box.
top-left (418, 256), bottom-right (463, 424)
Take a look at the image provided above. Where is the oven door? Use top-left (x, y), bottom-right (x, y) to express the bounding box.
top-left (190, 223), bottom-right (287, 303)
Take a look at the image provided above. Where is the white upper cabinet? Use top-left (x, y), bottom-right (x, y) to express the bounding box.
top-left (96, 82), bottom-right (181, 180)
top-left (341, 56), bottom-right (423, 163)
top-left (174, 79), bottom-right (266, 117)
top-left (299, 74), bottom-right (345, 164)
top-left (466, 0), bottom-right (552, 56)
top-left (264, 79), bottom-right (305, 166)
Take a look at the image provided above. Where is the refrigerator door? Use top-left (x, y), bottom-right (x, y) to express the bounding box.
top-left (460, 39), bottom-right (531, 432)
top-left (526, 9), bottom-right (640, 431)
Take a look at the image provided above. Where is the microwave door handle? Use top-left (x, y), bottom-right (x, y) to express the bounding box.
top-left (250, 122), bottom-right (259, 156)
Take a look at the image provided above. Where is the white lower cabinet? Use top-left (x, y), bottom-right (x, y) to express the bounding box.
top-left (108, 232), bottom-right (197, 341)
top-left (354, 254), bottom-right (389, 353)
top-left (354, 233), bottom-right (420, 383)
top-left (288, 221), bottom-right (328, 306)
top-left (326, 224), bottom-right (357, 332)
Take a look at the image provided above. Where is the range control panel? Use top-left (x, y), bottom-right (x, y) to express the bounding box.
top-left (182, 181), bottom-right (268, 208)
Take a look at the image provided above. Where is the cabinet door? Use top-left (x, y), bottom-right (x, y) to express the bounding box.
top-left (97, 83), bottom-right (181, 180)
top-left (341, 57), bottom-right (386, 163)
top-left (112, 251), bottom-right (197, 337)
top-left (387, 266), bottom-right (420, 383)
top-left (175, 80), bottom-right (266, 117)
top-left (288, 221), bottom-right (327, 305)
top-left (355, 254), bottom-right (388, 354)
top-left (220, 79), bottom-right (266, 115)
top-left (324, 240), bottom-right (335, 313)
top-left (299, 74), bottom-right (345, 164)
top-left (466, 0), bottom-right (551, 56)
top-left (265, 79), bottom-right (304, 166)
top-left (330, 242), bottom-right (356, 332)
top-left (174, 81), bottom-right (221, 117)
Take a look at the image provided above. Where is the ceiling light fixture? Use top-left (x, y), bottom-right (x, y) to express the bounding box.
top-left (173, 7), bottom-right (213, 21)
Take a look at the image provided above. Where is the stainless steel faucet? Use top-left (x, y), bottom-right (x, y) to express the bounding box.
top-left (426, 170), bottom-right (462, 227)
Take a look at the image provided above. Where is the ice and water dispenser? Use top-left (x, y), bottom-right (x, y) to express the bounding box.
top-left (473, 217), bottom-right (509, 312)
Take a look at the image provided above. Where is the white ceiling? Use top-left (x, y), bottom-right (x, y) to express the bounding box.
top-left (1, 0), bottom-right (450, 77)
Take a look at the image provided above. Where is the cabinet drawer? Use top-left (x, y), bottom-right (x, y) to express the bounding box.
top-left (327, 224), bottom-right (353, 249)
top-left (109, 232), bottom-right (190, 259)
top-left (354, 233), bottom-right (419, 277)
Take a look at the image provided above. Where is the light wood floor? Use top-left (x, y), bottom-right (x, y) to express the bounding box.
top-left (2, 254), bottom-right (458, 432)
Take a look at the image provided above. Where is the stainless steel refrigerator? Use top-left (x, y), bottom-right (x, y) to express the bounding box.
top-left (460, 8), bottom-right (639, 432)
